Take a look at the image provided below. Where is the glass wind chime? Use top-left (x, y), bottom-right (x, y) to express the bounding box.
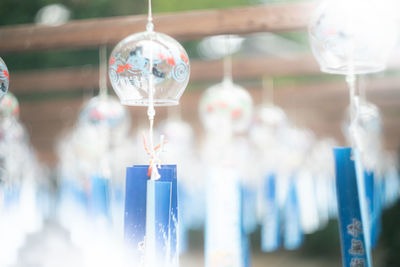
top-left (199, 35), bottom-right (253, 267)
top-left (76, 47), bottom-right (130, 226)
top-left (108, 0), bottom-right (190, 265)
top-left (309, 0), bottom-right (398, 266)
top-left (0, 57), bottom-right (9, 100)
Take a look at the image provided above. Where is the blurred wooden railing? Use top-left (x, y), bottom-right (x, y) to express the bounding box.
top-left (0, 2), bottom-right (314, 53)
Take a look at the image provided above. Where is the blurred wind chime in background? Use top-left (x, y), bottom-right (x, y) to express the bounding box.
top-left (0, 57), bottom-right (9, 99)
top-left (56, 47), bottom-right (133, 266)
top-left (199, 35), bottom-right (253, 267)
top-left (250, 78), bottom-right (304, 252)
top-left (157, 108), bottom-right (204, 254)
top-left (309, 0), bottom-right (399, 266)
top-left (249, 77), bottom-right (340, 253)
top-left (0, 58), bottom-right (45, 267)
top-left (108, 0), bottom-right (190, 265)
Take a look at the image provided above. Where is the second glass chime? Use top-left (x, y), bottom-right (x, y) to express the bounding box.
top-left (108, 0), bottom-right (190, 266)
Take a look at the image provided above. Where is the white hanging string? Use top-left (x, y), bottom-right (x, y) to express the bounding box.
top-left (346, 11), bottom-right (373, 267)
top-left (359, 75), bottom-right (367, 102)
top-left (345, 13), bottom-right (360, 153)
top-left (145, 0), bottom-right (161, 180)
top-left (223, 35), bottom-right (233, 83)
top-left (146, 0), bottom-right (154, 32)
top-left (99, 46), bottom-right (108, 99)
top-left (98, 46), bottom-right (111, 178)
top-left (262, 76), bottom-right (274, 106)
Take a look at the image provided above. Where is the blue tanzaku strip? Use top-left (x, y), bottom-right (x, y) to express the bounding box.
top-left (124, 165), bottom-right (178, 264)
top-left (363, 170), bottom-right (378, 248)
top-left (261, 173), bottom-right (280, 252)
top-left (241, 185), bottom-right (258, 235)
top-left (283, 177), bottom-right (303, 250)
top-left (334, 148), bottom-right (371, 267)
top-left (145, 179), bottom-right (172, 266)
top-left (124, 165), bottom-right (148, 260)
top-left (240, 184), bottom-right (252, 267)
top-left (178, 185), bottom-right (189, 254)
top-left (157, 165), bottom-right (178, 263)
top-left (3, 185), bottom-right (20, 208)
top-left (372, 177), bottom-right (383, 249)
top-left (90, 175), bottom-right (110, 220)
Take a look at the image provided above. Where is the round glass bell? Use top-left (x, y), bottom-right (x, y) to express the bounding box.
top-left (78, 96), bottom-right (130, 142)
top-left (79, 96), bottom-right (128, 128)
top-left (199, 79), bottom-right (253, 134)
top-left (0, 57), bottom-right (10, 100)
top-left (309, 0), bottom-right (398, 74)
top-left (0, 92), bottom-right (19, 121)
top-left (109, 31), bottom-right (190, 106)
top-left (249, 104), bottom-right (289, 149)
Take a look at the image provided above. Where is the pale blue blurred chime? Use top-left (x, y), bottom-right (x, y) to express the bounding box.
top-left (309, 0), bottom-right (399, 266)
top-left (108, 0), bottom-right (190, 264)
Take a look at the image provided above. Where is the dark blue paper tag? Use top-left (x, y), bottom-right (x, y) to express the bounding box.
top-left (90, 175), bottom-right (110, 220)
top-left (283, 177), bottom-right (302, 250)
top-left (261, 173), bottom-right (280, 252)
top-left (334, 148), bottom-right (371, 267)
top-left (145, 179), bottom-right (172, 266)
top-left (124, 165), bottom-right (178, 265)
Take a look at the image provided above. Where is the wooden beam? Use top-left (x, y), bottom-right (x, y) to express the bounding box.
top-left (0, 2), bottom-right (314, 53)
top-left (9, 55), bottom-right (321, 94)
top-left (10, 53), bottom-right (400, 95)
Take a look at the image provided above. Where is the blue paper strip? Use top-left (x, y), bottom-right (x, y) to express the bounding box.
top-left (178, 184), bottom-right (189, 254)
top-left (90, 175), bottom-right (110, 219)
top-left (241, 185), bottom-right (258, 235)
top-left (364, 170), bottom-right (377, 248)
top-left (3, 186), bottom-right (20, 209)
top-left (124, 165), bottom-right (148, 259)
top-left (124, 165), bottom-right (178, 264)
top-left (59, 179), bottom-right (88, 214)
top-left (156, 165), bottom-right (178, 264)
top-left (283, 178), bottom-right (302, 250)
top-left (334, 147), bottom-right (371, 267)
top-left (373, 177), bottom-right (383, 247)
top-left (240, 184), bottom-right (251, 267)
top-left (261, 174), bottom-right (280, 252)
top-left (205, 168), bottom-right (242, 267)
top-left (146, 179), bottom-right (172, 266)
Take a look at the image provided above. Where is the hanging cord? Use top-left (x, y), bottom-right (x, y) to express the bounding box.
top-left (98, 46), bottom-right (111, 178)
top-left (345, 12), bottom-right (373, 267)
top-left (347, 72), bottom-right (362, 150)
top-left (144, 0), bottom-right (162, 180)
top-left (262, 76), bottom-right (274, 106)
top-left (346, 39), bottom-right (362, 154)
top-left (219, 35), bottom-right (235, 144)
top-left (223, 35), bottom-right (233, 84)
top-left (146, 0), bottom-right (154, 32)
top-left (99, 46), bottom-right (108, 99)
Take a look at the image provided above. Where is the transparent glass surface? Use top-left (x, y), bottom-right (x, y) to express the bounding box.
top-left (199, 79), bottom-right (253, 134)
top-left (79, 96), bottom-right (128, 129)
top-left (0, 57), bottom-right (9, 100)
top-left (308, 0), bottom-right (398, 74)
top-left (0, 93), bottom-right (19, 121)
top-left (109, 31), bottom-right (190, 106)
top-left (249, 104), bottom-right (289, 148)
top-left (78, 96), bottom-right (130, 142)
